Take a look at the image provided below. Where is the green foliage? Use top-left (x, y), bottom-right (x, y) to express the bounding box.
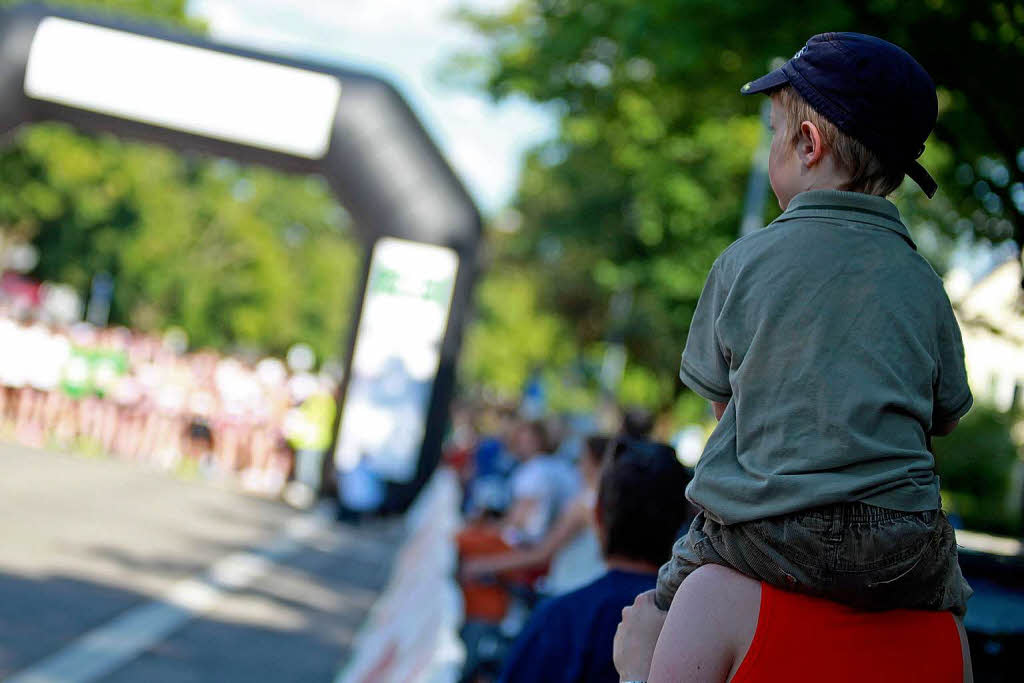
top-left (457, 0), bottom-right (1024, 411)
top-left (461, 264), bottom-right (573, 397)
top-left (0, 0), bottom-right (198, 29)
top-left (671, 390), bottom-right (714, 427)
top-left (0, 0), bottom-right (359, 362)
top-left (933, 403), bottom-right (1021, 535)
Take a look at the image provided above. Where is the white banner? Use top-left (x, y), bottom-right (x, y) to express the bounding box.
top-left (336, 468), bottom-right (465, 683)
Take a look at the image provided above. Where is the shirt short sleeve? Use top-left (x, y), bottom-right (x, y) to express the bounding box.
top-left (679, 258), bottom-right (732, 403)
top-left (933, 300), bottom-right (973, 425)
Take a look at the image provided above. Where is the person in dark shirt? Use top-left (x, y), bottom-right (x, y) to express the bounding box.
top-left (498, 438), bottom-right (691, 683)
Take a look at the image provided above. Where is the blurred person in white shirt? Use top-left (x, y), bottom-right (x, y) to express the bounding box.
top-left (463, 433), bottom-right (610, 595)
top-left (503, 420), bottom-right (581, 547)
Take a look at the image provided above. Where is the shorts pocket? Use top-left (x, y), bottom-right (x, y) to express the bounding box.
top-left (833, 511), bottom-right (936, 575)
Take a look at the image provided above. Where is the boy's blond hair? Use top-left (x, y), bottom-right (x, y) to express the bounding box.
top-left (776, 85), bottom-right (905, 197)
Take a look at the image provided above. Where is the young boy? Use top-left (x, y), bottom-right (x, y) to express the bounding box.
top-left (655, 33), bottom-right (974, 617)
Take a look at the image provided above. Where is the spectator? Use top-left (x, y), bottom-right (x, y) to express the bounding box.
top-left (620, 407), bottom-right (655, 440)
top-left (613, 564), bottom-right (973, 682)
top-left (462, 404), bottom-right (519, 518)
top-left (456, 419), bottom-right (575, 628)
top-left (503, 420), bottom-right (578, 546)
top-left (0, 288), bottom-right (308, 497)
top-left (283, 374), bottom-right (337, 507)
top-left (462, 434), bottom-right (611, 596)
top-left (497, 438), bottom-right (690, 683)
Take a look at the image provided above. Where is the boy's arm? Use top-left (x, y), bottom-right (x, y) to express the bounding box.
top-left (680, 258), bottom-right (733, 405)
top-left (712, 401), bottom-right (727, 421)
top-left (933, 297), bottom-right (972, 431)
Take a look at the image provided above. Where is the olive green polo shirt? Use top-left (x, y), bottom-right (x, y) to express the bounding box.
top-left (682, 190), bottom-right (972, 525)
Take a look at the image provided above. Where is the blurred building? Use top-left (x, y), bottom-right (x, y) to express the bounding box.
top-left (946, 256), bottom-right (1024, 412)
top-left (945, 256), bottom-right (1024, 532)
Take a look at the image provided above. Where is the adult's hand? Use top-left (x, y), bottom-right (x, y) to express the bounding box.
top-left (613, 590), bottom-right (667, 681)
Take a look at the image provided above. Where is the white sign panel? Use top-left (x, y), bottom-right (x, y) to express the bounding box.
top-left (334, 238), bottom-right (458, 483)
top-left (25, 17), bottom-right (341, 159)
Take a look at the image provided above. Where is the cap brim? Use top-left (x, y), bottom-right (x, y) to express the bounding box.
top-left (740, 67), bottom-right (789, 95)
top-left (907, 160), bottom-right (938, 198)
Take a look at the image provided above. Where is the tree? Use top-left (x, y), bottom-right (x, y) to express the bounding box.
top-left (0, 0), bottom-right (360, 363)
top-left (460, 264), bottom-right (574, 398)
top-left (455, 0), bottom-right (1024, 408)
top-left (932, 403), bottom-right (1021, 535)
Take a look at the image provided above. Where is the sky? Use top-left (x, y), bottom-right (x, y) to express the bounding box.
top-left (187, 0), bottom-right (557, 216)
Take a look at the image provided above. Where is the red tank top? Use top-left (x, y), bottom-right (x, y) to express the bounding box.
top-left (731, 583), bottom-right (962, 682)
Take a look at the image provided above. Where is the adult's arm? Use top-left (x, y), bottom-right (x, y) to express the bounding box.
top-left (931, 419), bottom-right (959, 437)
top-left (712, 401), bottom-right (727, 421)
top-left (463, 496), bottom-right (590, 577)
top-left (957, 618), bottom-right (974, 683)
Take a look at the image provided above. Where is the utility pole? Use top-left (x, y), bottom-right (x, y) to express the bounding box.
top-left (598, 286), bottom-right (634, 431)
top-left (740, 98), bottom-right (772, 237)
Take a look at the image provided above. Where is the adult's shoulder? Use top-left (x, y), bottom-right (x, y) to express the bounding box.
top-left (498, 586), bottom-right (580, 683)
top-left (509, 584), bottom-right (583, 650)
top-left (648, 566), bottom-right (761, 682)
top-left (551, 571), bottom-right (651, 616)
top-left (669, 565), bottom-right (761, 654)
top-left (555, 571), bottom-right (617, 606)
top-left (677, 564), bottom-right (761, 611)
top-left (513, 575), bottom-right (610, 644)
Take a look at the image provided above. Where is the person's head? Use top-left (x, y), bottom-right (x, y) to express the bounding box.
top-left (596, 439), bottom-right (691, 568)
top-left (743, 33), bottom-right (938, 209)
top-left (579, 434), bottom-right (611, 487)
top-left (183, 419), bottom-right (214, 458)
top-left (621, 407), bottom-right (655, 440)
top-left (766, 86), bottom-right (906, 208)
top-left (509, 419), bottom-right (556, 460)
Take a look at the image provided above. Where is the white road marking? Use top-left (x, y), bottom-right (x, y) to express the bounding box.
top-left (5, 503), bottom-right (334, 683)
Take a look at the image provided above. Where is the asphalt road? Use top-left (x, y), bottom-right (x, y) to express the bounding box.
top-left (0, 442), bottom-right (401, 683)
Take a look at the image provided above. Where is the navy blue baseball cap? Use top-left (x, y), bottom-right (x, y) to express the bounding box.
top-left (741, 32), bottom-right (939, 198)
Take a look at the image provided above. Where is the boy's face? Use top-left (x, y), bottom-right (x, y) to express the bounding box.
top-left (767, 94), bottom-right (801, 210)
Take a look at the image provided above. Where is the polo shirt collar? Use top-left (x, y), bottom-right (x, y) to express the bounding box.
top-left (775, 189), bottom-right (916, 249)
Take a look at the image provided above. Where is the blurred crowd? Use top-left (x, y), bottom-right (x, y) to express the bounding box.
top-left (444, 403), bottom-right (697, 683)
top-left (0, 292), bottom-right (338, 502)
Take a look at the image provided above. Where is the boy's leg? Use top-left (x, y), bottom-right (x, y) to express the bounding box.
top-left (655, 511), bottom-right (734, 610)
top-left (938, 518), bottom-right (974, 615)
top-left (700, 503), bottom-right (972, 616)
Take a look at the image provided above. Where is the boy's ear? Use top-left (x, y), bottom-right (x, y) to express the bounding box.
top-left (796, 120), bottom-right (825, 168)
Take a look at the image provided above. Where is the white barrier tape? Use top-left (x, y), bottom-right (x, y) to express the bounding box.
top-left (336, 468), bottom-right (465, 683)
